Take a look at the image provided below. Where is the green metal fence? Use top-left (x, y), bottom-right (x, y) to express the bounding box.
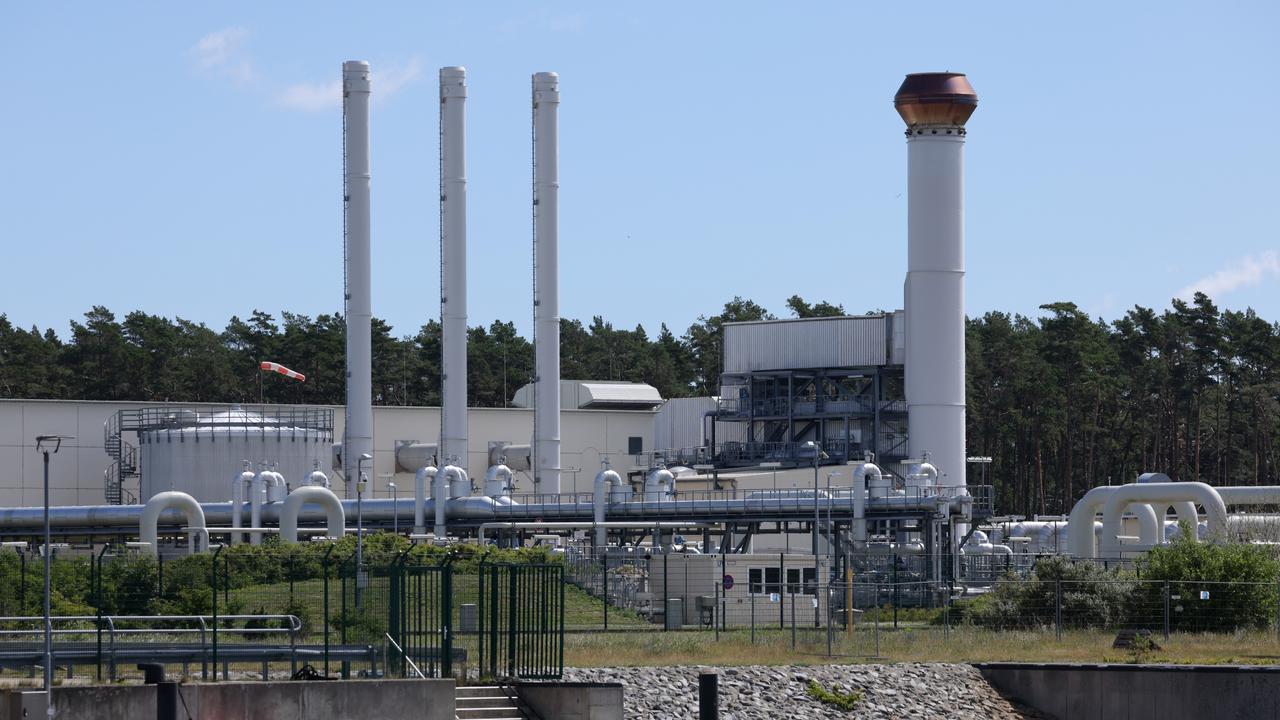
top-left (0, 544), bottom-right (566, 682)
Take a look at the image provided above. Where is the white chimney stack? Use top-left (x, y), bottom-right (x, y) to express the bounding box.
top-left (439, 66), bottom-right (469, 471)
top-left (342, 60), bottom-right (374, 496)
top-left (532, 71), bottom-right (561, 495)
top-left (895, 72), bottom-right (978, 491)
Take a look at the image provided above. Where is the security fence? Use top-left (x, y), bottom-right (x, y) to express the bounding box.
top-left (561, 546), bottom-right (1280, 655)
top-left (0, 543), bottom-right (565, 682)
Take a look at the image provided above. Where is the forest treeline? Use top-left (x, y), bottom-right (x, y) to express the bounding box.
top-left (2, 292), bottom-right (1277, 513)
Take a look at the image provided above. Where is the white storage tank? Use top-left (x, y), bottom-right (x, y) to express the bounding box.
top-left (137, 405), bottom-right (333, 502)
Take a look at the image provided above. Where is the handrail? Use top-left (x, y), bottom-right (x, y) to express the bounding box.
top-left (383, 632), bottom-right (426, 679)
top-left (0, 613), bottom-right (303, 681)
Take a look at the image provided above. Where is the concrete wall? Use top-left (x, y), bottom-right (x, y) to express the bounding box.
top-left (1, 679), bottom-right (455, 720)
top-left (0, 399), bottom-right (655, 506)
top-left (977, 662), bottom-right (1280, 720)
top-left (515, 682), bottom-right (623, 720)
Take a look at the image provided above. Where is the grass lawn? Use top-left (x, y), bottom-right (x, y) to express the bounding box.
top-left (225, 574), bottom-right (650, 641)
top-left (562, 626), bottom-right (1280, 667)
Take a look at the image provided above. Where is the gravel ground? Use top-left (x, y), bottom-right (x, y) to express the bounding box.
top-left (562, 664), bottom-right (1042, 719)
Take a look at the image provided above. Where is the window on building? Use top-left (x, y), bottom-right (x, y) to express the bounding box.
top-left (802, 567), bottom-right (817, 596)
top-left (628, 436), bottom-right (643, 455)
top-left (764, 567), bottom-right (781, 595)
top-left (786, 568), bottom-right (801, 594)
top-left (749, 568), bottom-right (763, 594)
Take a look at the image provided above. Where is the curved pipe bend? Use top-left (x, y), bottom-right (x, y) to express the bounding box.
top-left (1100, 482), bottom-right (1227, 558)
top-left (140, 491), bottom-right (206, 556)
top-left (279, 486), bottom-right (345, 543)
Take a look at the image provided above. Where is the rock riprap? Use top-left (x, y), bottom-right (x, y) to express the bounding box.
top-left (560, 664), bottom-right (1035, 719)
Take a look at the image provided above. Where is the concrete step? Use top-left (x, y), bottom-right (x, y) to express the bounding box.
top-left (456, 708), bottom-right (524, 720)
top-left (457, 685), bottom-right (503, 697)
top-left (456, 696), bottom-right (514, 708)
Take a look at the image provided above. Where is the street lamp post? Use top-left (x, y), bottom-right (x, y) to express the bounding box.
top-left (36, 434), bottom-right (71, 719)
top-left (355, 453), bottom-right (371, 607)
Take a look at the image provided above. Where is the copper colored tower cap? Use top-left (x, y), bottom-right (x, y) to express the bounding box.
top-left (894, 72), bottom-right (978, 128)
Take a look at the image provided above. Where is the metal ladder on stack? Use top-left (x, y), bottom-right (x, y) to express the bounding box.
top-left (455, 685), bottom-right (530, 720)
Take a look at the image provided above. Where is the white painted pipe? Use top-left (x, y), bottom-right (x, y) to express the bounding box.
top-left (1218, 487), bottom-right (1280, 506)
top-left (231, 466), bottom-right (254, 546)
top-left (250, 467), bottom-right (268, 546)
top-left (440, 465), bottom-right (470, 499)
top-left (279, 486), bottom-right (345, 543)
top-left (532, 71), bottom-right (561, 495)
top-left (1068, 486), bottom-right (1166, 558)
top-left (140, 491), bottom-right (206, 556)
top-left (433, 467), bottom-right (450, 537)
top-left (267, 468), bottom-right (288, 502)
top-left (849, 461), bottom-right (882, 544)
top-left (439, 66), bottom-right (469, 470)
top-left (485, 464), bottom-right (514, 498)
top-left (414, 466), bottom-right (436, 534)
top-left (905, 460), bottom-right (939, 488)
top-left (342, 59), bottom-right (374, 498)
top-left (308, 465), bottom-right (330, 489)
top-left (645, 467), bottom-right (674, 502)
top-left (592, 465), bottom-right (623, 547)
top-left (1099, 482), bottom-right (1227, 558)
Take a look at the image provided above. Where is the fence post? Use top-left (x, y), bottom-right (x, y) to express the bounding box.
top-left (663, 552), bottom-right (669, 633)
top-left (1164, 580), bottom-right (1171, 641)
top-left (211, 545), bottom-right (223, 681)
top-left (602, 554), bottom-right (609, 631)
top-left (1055, 579), bottom-right (1063, 642)
top-left (323, 544), bottom-right (334, 677)
top-left (790, 584), bottom-right (797, 649)
top-left (779, 553), bottom-right (785, 629)
top-left (1275, 578), bottom-right (1280, 643)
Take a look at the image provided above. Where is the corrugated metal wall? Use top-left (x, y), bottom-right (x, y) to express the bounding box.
top-left (653, 397), bottom-right (743, 450)
top-left (722, 316), bottom-right (889, 373)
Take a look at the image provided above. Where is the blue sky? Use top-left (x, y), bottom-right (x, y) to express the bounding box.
top-left (2, 2), bottom-right (1277, 340)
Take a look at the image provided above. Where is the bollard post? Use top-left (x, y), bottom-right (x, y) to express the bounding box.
top-left (139, 663), bottom-right (176, 720)
top-left (699, 672), bottom-right (719, 720)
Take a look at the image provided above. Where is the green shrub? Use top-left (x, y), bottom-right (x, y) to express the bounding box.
top-left (1134, 528), bottom-right (1280, 631)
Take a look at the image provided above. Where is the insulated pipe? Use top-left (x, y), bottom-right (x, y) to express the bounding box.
top-left (434, 466), bottom-right (462, 536)
top-left (414, 466), bottom-right (436, 534)
top-left (645, 468), bottom-right (674, 502)
top-left (439, 465), bottom-right (470, 499)
top-left (1217, 487), bottom-right (1280, 506)
top-left (267, 468), bottom-right (287, 502)
top-left (485, 465), bottom-right (514, 498)
top-left (231, 466), bottom-right (254, 546)
top-left (342, 60), bottom-right (374, 498)
top-left (593, 465), bottom-right (623, 547)
top-left (140, 492), bottom-right (206, 556)
top-left (532, 71), bottom-right (561, 495)
top-left (849, 461), bottom-right (882, 544)
top-left (439, 66), bottom-right (469, 470)
top-left (895, 74), bottom-right (977, 492)
top-left (279, 486), bottom-right (345, 543)
top-left (1099, 482), bottom-right (1228, 558)
top-left (308, 463), bottom-right (330, 489)
top-left (1148, 500), bottom-right (1199, 543)
top-left (1067, 486), bottom-right (1165, 558)
top-left (250, 467), bottom-right (268, 546)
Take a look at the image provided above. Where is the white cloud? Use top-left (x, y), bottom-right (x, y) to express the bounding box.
top-left (277, 57), bottom-right (423, 112)
top-left (1177, 250), bottom-right (1280, 300)
top-left (191, 27), bottom-right (254, 82)
top-left (277, 80), bottom-right (342, 112)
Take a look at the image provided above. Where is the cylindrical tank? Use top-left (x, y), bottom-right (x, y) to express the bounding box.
top-left (138, 405), bottom-right (333, 503)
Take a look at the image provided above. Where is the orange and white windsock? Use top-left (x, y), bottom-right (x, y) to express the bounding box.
top-left (259, 361), bottom-right (306, 382)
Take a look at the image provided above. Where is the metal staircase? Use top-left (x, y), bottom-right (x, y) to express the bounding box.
top-left (103, 410), bottom-right (140, 504)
